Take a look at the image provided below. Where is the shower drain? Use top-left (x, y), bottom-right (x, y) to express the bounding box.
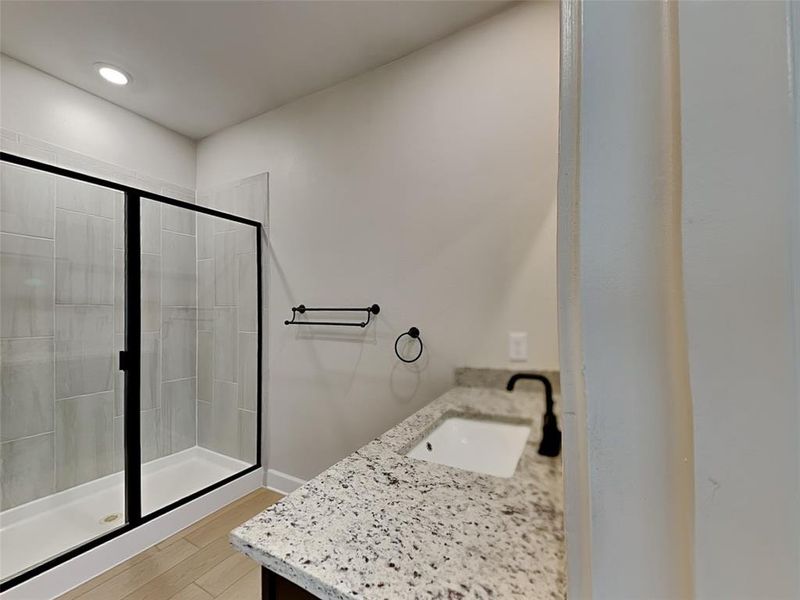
top-left (100, 513), bottom-right (122, 525)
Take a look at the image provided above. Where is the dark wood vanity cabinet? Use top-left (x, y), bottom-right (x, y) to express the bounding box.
top-left (262, 568), bottom-right (319, 600)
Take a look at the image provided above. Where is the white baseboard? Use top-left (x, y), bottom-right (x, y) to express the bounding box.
top-left (266, 469), bottom-right (307, 495)
top-left (2, 469), bottom-right (262, 600)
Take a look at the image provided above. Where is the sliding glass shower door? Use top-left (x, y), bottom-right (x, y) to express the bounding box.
top-left (0, 160), bottom-right (127, 581)
top-left (0, 154), bottom-right (262, 590)
top-left (138, 197), bottom-right (259, 516)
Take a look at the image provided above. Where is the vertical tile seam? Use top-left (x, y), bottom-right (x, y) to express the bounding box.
top-left (52, 166), bottom-right (57, 494)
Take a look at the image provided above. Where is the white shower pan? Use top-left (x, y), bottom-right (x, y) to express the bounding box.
top-left (0, 446), bottom-right (250, 582)
top-left (405, 415), bottom-right (531, 478)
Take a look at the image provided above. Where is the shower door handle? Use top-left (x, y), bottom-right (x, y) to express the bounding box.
top-left (119, 350), bottom-right (130, 371)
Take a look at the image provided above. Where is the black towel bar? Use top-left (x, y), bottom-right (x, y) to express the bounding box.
top-left (284, 304), bottom-right (380, 328)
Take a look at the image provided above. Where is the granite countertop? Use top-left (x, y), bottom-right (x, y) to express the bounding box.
top-left (231, 387), bottom-right (565, 599)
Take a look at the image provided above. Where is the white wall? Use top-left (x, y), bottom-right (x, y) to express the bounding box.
top-left (793, 15), bottom-right (800, 593)
top-left (196, 2), bottom-right (560, 480)
top-left (0, 55), bottom-right (195, 189)
top-left (560, 1), bottom-right (694, 597)
top-left (680, 2), bottom-right (799, 598)
top-left (578, 0), bottom-right (694, 596)
top-left (562, 1), bottom-right (800, 598)
top-left (556, 2), bottom-right (592, 597)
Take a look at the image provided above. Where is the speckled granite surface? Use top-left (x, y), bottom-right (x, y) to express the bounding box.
top-left (231, 387), bottom-right (565, 599)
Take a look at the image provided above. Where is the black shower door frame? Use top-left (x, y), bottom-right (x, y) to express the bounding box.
top-left (0, 152), bottom-right (263, 591)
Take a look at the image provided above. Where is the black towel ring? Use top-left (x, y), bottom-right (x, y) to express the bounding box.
top-left (395, 327), bottom-right (423, 363)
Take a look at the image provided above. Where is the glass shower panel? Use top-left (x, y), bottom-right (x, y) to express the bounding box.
top-left (0, 162), bottom-right (126, 582)
top-left (140, 198), bottom-right (258, 516)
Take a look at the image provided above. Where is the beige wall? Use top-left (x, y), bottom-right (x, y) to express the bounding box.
top-left (196, 2), bottom-right (560, 481)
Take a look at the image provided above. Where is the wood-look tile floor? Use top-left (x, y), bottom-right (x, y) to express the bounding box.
top-left (58, 488), bottom-right (282, 600)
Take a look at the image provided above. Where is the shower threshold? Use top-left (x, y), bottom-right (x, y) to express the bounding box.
top-left (0, 446), bottom-right (250, 582)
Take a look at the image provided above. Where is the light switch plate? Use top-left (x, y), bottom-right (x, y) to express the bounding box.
top-left (509, 332), bottom-right (528, 362)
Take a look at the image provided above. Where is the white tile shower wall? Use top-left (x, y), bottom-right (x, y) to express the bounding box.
top-left (0, 130), bottom-right (195, 200)
top-left (0, 133), bottom-right (198, 510)
top-left (0, 229), bottom-right (54, 338)
top-left (0, 162), bottom-right (122, 506)
top-left (141, 192), bottom-right (199, 468)
top-left (195, 174), bottom-right (267, 465)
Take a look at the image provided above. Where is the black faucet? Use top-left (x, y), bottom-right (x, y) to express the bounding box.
top-left (506, 373), bottom-right (561, 457)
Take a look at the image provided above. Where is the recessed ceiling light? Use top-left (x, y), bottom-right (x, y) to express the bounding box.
top-left (95, 63), bottom-right (130, 86)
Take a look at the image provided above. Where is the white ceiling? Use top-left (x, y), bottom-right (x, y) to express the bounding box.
top-left (0, 0), bottom-right (513, 140)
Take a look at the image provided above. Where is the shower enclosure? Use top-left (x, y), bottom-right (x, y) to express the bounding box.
top-left (0, 153), bottom-right (262, 589)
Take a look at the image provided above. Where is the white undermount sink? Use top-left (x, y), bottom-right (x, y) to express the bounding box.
top-left (405, 415), bottom-right (531, 478)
